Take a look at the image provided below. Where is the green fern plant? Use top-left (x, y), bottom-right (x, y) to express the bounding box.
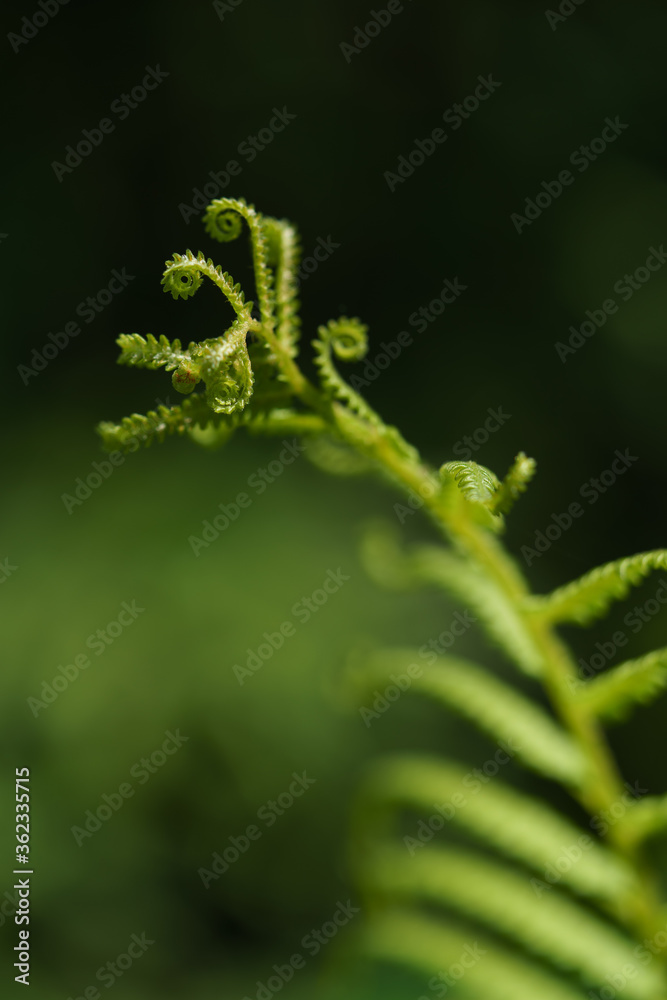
top-left (97, 198), bottom-right (667, 999)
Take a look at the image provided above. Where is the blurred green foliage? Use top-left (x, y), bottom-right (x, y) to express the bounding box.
top-left (3, 0), bottom-right (667, 995)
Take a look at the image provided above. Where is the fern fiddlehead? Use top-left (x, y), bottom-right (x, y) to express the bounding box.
top-left (98, 199), bottom-right (667, 999)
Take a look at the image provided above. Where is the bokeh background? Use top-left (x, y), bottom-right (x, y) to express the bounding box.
top-left (3, 1), bottom-right (667, 997)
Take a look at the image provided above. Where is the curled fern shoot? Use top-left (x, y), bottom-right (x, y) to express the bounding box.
top-left (203, 197), bottom-right (275, 336)
top-left (98, 198), bottom-right (667, 999)
top-left (312, 317), bottom-right (372, 416)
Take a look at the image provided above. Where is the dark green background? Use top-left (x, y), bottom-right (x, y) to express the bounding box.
top-left (2, 1), bottom-right (667, 997)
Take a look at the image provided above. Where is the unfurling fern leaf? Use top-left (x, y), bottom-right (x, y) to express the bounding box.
top-left (441, 459), bottom-right (500, 503)
top-left (97, 198), bottom-right (667, 1000)
top-left (96, 398), bottom-right (230, 451)
top-left (440, 459), bottom-right (504, 532)
top-left (312, 317), bottom-right (375, 424)
top-left (202, 197), bottom-right (275, 332)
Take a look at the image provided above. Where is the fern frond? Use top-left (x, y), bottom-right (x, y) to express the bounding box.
top-left (202, 198), bottom-right (275, 334)
top-left (202, 202), bottom-right (244, 243)
top-left (98, 199), bottom-right (667, 989)
top-left (161, 249), bottom-right (254, 322)
top-left (415, 545), bottom-right (545, 676)
top-left (244, 340), bottom-right (295, 405)
top-left (198, 323), bottom-right (254, 414)
top-left (491, 451), bottom-right (537, 515)
top-left (116, 333), bottom-right (189, 372)
top-left (574, 647), bottom-right (667, 721)
top-left (312, 317), bottom-right (374, 415)
top-left (311, 319), bottom-right (421, 470)
top-left (97, 397), bottom-right (327, 453)
top-left (364, 845), bottom-right (663, 997)
top-left (352, 650), bottom-right (585, 786)
top-left (441, 460), bottom-right (500, 505)
top-left (525, 550), bottom-right (667, 626)
top-left (96, 397), bottom-right (233, 451)
top-left (360, 520), bottom-right (424, 590)
top-left (360, 523), bottom-right (544, 676)
top-left (440, 460), bottom-right (503, 532)
top-left (356, 753), bottom-right (636, 908)
top-left (440, 454), bottom-right (536, 525)
top-left (358, 909), bottom-right (593, 1000)
top-left (118, 311), bottom-right (257, 414)
top-left (270, 217), bottom-right (301, 356)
